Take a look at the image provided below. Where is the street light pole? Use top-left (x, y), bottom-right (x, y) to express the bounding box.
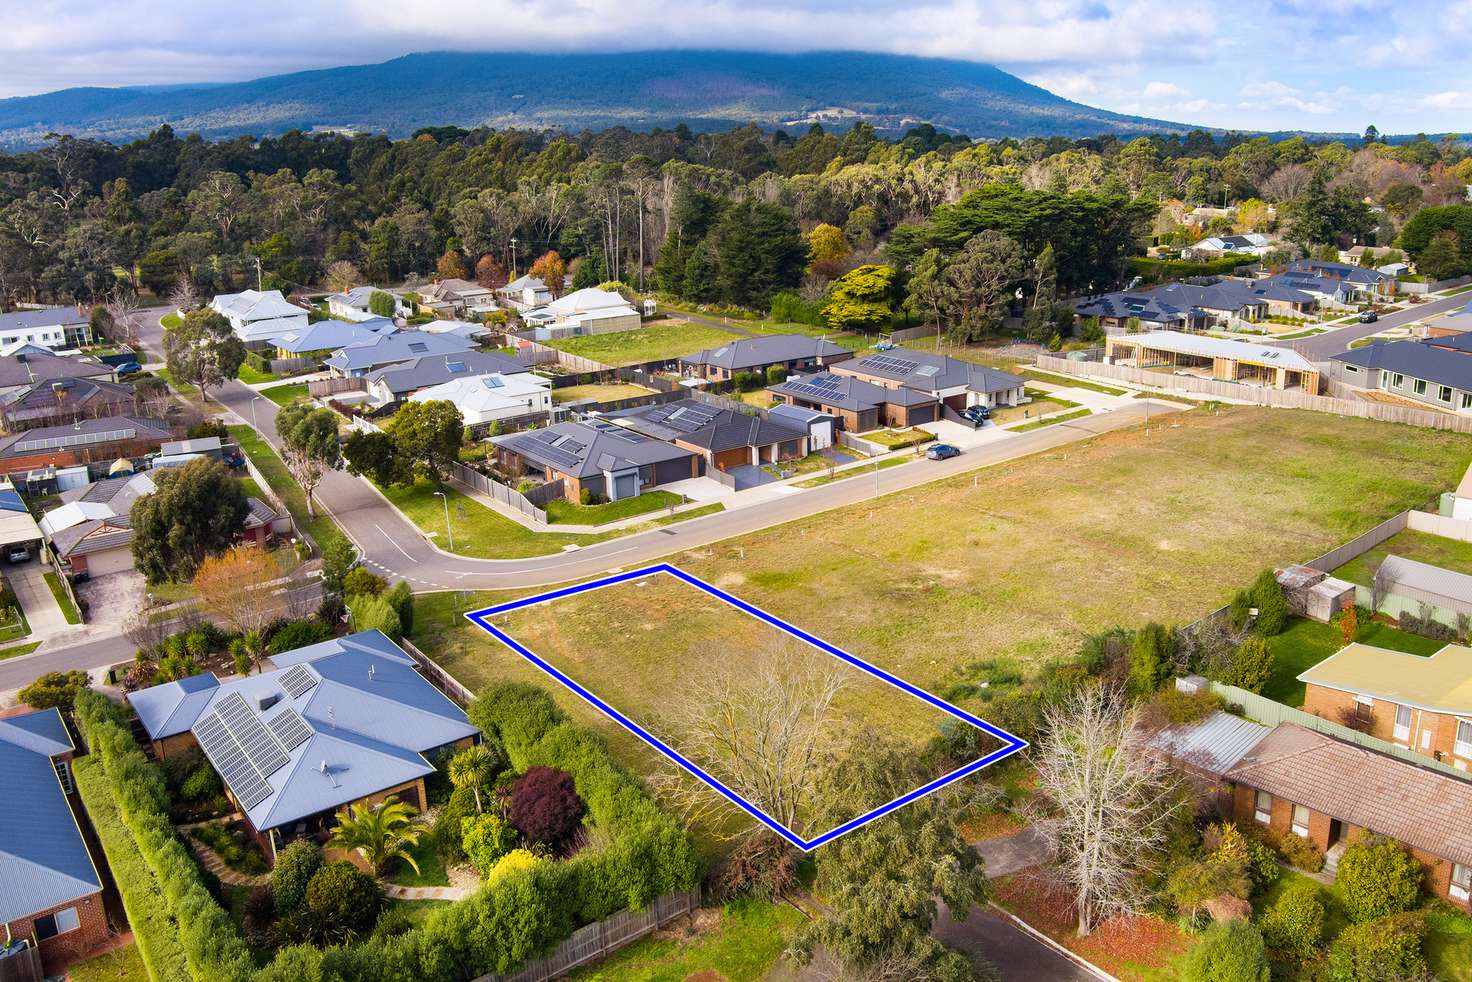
top-left (251, 396), bottom-right (261, 431)
top-left (433, 491), bottom-right (454, 552)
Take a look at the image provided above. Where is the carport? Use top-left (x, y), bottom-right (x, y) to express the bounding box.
top-left (0, 480), bottom-right (41, 556)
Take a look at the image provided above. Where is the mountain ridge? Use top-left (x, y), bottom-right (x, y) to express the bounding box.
top-left (0, 49), bottom-right (1200, 148)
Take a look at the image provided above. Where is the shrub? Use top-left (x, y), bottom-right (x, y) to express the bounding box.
top-left (267, 618), bottom-right (335, 654)
top-left (1258, 879), bottom-right (1325, 957)
top-left (1228, 638), bottom-right (1274, 693)
top-left (242, 885), bottom-right (276, 948)
top-left (509, 766), bottom-right (586, 853)
top-left (343, 567), bottom-right (387, 597)
top-left (488, 848), bottom-right (543, 883)
top-left (1129, 622), bottom-right (1175, 694)
top-left (1337, 836), bottom-right (1423, 922)
top-left (1327, 912), bottom-right (1427, 982)
top-left (715, 831), bottom-right (798, 901)
top-left (1251, 570), bottom-right (1288, 636)
top-left (1183, 921), bottom-right (1269, 982)
top-left (179, 761), bottom-right (222, 801)
top-left (579, 487), bottom-right (592, 506)
top-left (733, 370), bottom-right (761, 392)
top-left (272, 839), bottom-right (324, 914)
top-left (462, 813), bottom-right (519, 875)
top-left (347, 593), bottom-right (402, 640)
top-left (1271, 828), bottom-right (1325, 873)
top-left (765, 363), bottom-right (787, 386)
top-left (304, 861), bottom-right (382, 943)
top-left (433, 785), bottom-right (478, 862)
top-left (18, 670), bottom-right (91, 712)
top-left (1140, 687), bottom-right (1223, 728)
top-left (386, 579), bottom-right (414, 635)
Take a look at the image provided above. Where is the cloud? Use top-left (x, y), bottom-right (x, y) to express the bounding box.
top-left (1142, 81), bottom-right (1187, 99)
top-left (1238, 80), bottom-right (1334, 115)
top-left (1424, 90), bottom-right (1472, 110)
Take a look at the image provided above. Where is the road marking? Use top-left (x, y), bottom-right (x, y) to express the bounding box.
top-left (375, 525), bottom-right (416, 562)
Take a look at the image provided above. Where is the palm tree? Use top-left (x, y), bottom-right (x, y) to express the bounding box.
top-left (327, 796), bottom-right (424, 875)
top-left (449, 744), bottom-right (496, 813)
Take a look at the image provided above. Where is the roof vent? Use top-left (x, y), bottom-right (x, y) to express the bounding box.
top-left (319, 760), bottom-right (339, 788)
top-left (368, 664), bottom-right (375, 682)
top-left (255, 693), bottom-right (280, 713)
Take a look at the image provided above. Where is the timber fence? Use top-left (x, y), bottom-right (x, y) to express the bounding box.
top-left (401, 637), bottom-right (476, 707)
top-left (448, 461), bottom-right (551, 523)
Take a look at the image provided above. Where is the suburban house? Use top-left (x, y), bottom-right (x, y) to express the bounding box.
top-left (0, 415), bottom-right (177, 481)
top-left (1340, 245), bottom-right (1400, 265)
top-left (0, 707), bottom-right (108, 973)
top-left (519, 287), bottom-right (641, 336)
top-left (153, 435), bottom-right (227, 469)
top-left (769, 371), bottom-right (940, 431)
top-left (325, 287), bottom-right (407, 321)
top-left (606, 399), bottom-right (810, 474)
top-left (768, 403), bottom-right (836, 451)
top-left (1104, 331), bottom-right (1321, 391)
top-left (0, 307), bottom-right (93, 350)
top-left (1329, 338), bottom-right (1472, 413)
top-left (0, 351), bottom-right (115, 399)
top-left (0, 480), bottom-right (43, 558)
top-left (359, 349), bottom-right (530, 409)
top-left (419, 278), bottom-right (497, 318)
top-left (268, 316), bottom-right (396, 360)
top-left (1225, 722), bottom-right (1472, 907)
top-left (1074, 279), bottom-right (1317, 333)
top-left (407, 372), bottom-right (553, 426)
top-left (1, 377), bottom-right (138, 431)
top-left (1072, 290), bottom-right (1208, 332)
top-left (323, 331), bottom-right (474, 377)
top-left (210, 290), bottom-right (309, 346)
top-left (40, 471), bottom-right (279, 577)
top-left (497, 274), bottom-right (553, 311)
top-left (128, 630), bottom-right (479, 862)
top-left (493, 420), bottom-right (699, 503)
top-left (832, 350), bottom-right (1026, 412)
top-left (1184, 232), bottom-right (1271, 260)
top-left (1268, 260), bottom-right (1395, 304)
top-left (1299, 640), bottom-right (1472, 763)
top-left (417, 319), bottom-right (493, 344)
top-left (679, 334), bottom-right (855, 382)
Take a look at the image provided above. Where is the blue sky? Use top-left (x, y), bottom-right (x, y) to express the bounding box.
top-left (2, 0), bottom-right (1469, 134)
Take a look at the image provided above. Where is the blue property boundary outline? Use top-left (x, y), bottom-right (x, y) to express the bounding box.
top-left (463, 563), bottom-right (1027, 851)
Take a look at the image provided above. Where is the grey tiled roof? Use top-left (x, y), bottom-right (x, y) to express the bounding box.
top-left (366, 350), bottom-right (528, 396)
top-left (0, 352), bottom-right (113, 389)
top-left (324, 332), bottom-right (474, 373)
top-left (770, 371), bottom-right (936, 412)
top-left (494, 419), bottom-right (696, 477)
top-left (606, 399), bottom-right (806, 452)
top-left (680, 334), bottom-right (850, 372)
top-left (843, 350), bottom-right (1024, 395)
top-left (1225, 722), bottom-right (1472, 866)
top-left (1332, 339), bottom-right (1472, 390)
top-left (0, 307), bottom-right (88, 331)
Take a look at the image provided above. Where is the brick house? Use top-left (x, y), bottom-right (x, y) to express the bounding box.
top-left (768, 371), bottom-right (940, 431)
top-left (0, 415), bottom-right (177, 481)
top-left (492, 419), bottom-right (699, 503)
top-left (0, 708), bottom-right (109, 972)
top-left (605, 398), bottom-right (810, 473)
top-left (831, 351), bottom-right (1025, 413)
top-left (127, 630), bottom-right (479, 863)
top-left (1299, 641), bottom-right (1472, 765)
top-left (679, 334), bottom-right (855, 383)
top-left (1224, 722), bottom-right (1472, 907)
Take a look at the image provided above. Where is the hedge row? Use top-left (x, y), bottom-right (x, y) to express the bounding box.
top-left (74, 689), bottom-right (257, 982)
top-left (73, 756), bottom-right (193, 982)
top-left (75, 682), bottom-right (700, 982)
top-left (1128, 255), bottom-right (1256, 282)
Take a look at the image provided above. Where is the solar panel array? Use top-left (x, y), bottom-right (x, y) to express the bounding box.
top-left (195, 711), bottom-right (273, 809)
top-left (280, 664), bottom-right (317, 699)
top-left (646, 403), bottom-right (721, 434)
top-left (861, 354), bottom-right (921, 376)
top-left (781, 373), bottom-right (847, 401)
top-left (525, 430), bottom-right (585, 470)
top-left (14, 427), bottom-right (138, 453)
top-left (217, 693), bottom-right (290, 776)
top-left (267, 708), bottom-right (313, 751)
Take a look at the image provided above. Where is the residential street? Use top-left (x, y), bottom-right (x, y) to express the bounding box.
top-left (1283, 290), bottom-right (1469, 360)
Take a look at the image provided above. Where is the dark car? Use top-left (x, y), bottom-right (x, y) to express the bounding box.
top-left (115, 361), bottom-right (142, 375)
top-left (1358, 310), bottom-right (1379, 324)
top-left (926, 443), bottom-right (962, 460)
top-left (960, 405), bottom-right (991, 424)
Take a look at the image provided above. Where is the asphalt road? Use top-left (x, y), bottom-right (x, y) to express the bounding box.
top-left (1285, 290), bottom-right (1469, 360)
top-left (934, 902), bottom-right (1095, 981)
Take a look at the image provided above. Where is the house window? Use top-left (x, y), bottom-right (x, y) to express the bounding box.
top-left (1463, 393), bottom-right (1472, 411)
top-left (34, 906), bottom-right (79, 939)
top-left (1414, 379), bottom-right (1428, 396)
top-left (1345, 365), bottom-right (1360, 374)
top-left (1394, 704), bottom-right (1412, 743)
top-left (1254, 789), bottom-right (1273, 824)
top-left (1355, 696), bottom-right (1374, 726)
top-left (54, 758), bottom-right (73, 794)
top-left (1392, 373), bottom-right (1405, 388)
top-left (1457, 720), bottom-right (1472, 759)
top-left (1454, 863), bottom-right (1472, 902)
top-left (1441, 386), bottom-right (1454, 403)
top-left (1291, 804), bottom-right (1311, 838)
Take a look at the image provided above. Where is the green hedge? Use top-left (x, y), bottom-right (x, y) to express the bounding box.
top-left (1128, 255), bottom-right (1256, 283)
top-left (243, 349), bottom-right (273, 375)
top-left (75, 682), bottom-right (700, 982)
top-left (73, 756), bottom-right (193, 982)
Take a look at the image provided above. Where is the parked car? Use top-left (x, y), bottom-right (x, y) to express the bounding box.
top-left (115, 361), bottom-right (142, 375)
top-left (6, 545), bottom-right (30, 563)
top-left (1358, 310), bottom-right (1379, 323)
top-left (960, 405), bottom-right (991, 424)
top-left (926, 443), bottom-right (962, 460)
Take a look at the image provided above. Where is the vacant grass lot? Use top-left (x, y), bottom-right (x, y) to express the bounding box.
top-left (259, 382), bottom-right (309, 406)
top-left (569, 897), bottom-right (803, 981)
top-left (551, 382), bottom-right (656, 404)
top-left (1333, 527), bottom-right (1472, 586)
top-left (548, 322), bottom-right (745, 367)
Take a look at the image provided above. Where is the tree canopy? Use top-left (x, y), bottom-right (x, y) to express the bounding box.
top-left (131, 459), bottom-right (250, 583)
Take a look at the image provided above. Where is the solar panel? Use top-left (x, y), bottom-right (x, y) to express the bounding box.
top-left (408, 342), bottom-right (428, 353)
top-left (863, 355), bottom-right (919, 376)
top-left (280, 664), bottom-right (317, 699)
top-left (267, 709), bottom-right (313, 752)
top-left (216, 693), bottom-right (290, 777)
top-left (195, 711), bottom-right (273, 810)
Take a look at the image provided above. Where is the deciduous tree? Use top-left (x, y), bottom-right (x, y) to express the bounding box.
top-left (192, 544), bottom-right (278, 670)
top-left (276, 399), bottom-right (341, 517)
top-left (528, 250), bottom-right (566, 297)
top-left (325, 260), bottom-right (359, 294)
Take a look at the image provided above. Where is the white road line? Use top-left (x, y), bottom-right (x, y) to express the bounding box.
top-left (375, 525), bottom-right (417, 562)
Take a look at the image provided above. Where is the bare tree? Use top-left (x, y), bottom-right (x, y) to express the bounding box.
top-left (123, 609), bottom-right (174, 656)
top-left (326, 260), bottom-right (360, 294)
top-left (1371, 560), bottom-right (1391, 615)
top-left (1030, 683), bottom-right (1183, 936)
top-left (653, 641), bottom-right (849, 839)
top-left (107, 285), bottom-right (142, 347)
top-left (167, 272), bottom-right (201, 312)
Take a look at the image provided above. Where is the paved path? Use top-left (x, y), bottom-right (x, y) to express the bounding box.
top-left (183, 833), bottom-right (269, 887)
top-left (383, 883), bottom-right (472, 901)
top-left (976, 822), bottom-right (1056, 877)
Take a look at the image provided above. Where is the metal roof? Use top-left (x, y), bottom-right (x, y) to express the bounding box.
top-left (366, 350), bottom-right (528, 395)
top-left (680, 334), bottom-right (850, 372)
top-left (1297, 640), bottom-right (1472, 715)
top-left (1114, 331), bottom-right (1317, 373)
top-left (606, 398), bottom-right (806, 452)
top-left (1149, 710), bottom-right (1270, 778)
top-left (770, 371), bottom-right (938, 412)
top-left (493, 420), bottom-right (696, 478)
top-left (1333, 338), bottom-right (1472, 391)
top-left (324, 331), bottom-right (474, 372)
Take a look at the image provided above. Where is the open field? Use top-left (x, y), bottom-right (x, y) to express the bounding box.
top-left (899, 335), bottom-right (1033, 370)
top-left (548, 322), bottom-right (745, 367)
top-left (1333, 527), bottom-right (1472, 586)
top-left (551, 382), bottom-right (656, 404)
top-left (568, 897), bottom-right (803, 981)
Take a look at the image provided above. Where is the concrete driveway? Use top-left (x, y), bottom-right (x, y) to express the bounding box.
top-left (76, 571), bottom-right (148, 632)
top-left (6, 560), bottom-right (71, 640)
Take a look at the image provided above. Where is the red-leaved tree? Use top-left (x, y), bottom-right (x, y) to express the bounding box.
top-left (508, 766), bottom-right (585, 853)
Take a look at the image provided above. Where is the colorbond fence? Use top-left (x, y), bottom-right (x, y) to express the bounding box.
top-left (448, 460), bottom-right (551, 523)
top-left (1034, 354), bottom-right (1472, 433)
top-left (1300, 511), bottom-right (1411, 572)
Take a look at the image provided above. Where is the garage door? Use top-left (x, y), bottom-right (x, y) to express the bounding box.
top-left (84, 546), bottom-right (135, 576)
top-left (713, 447), bottom-right (749, 471)
top-left (909, 404), bottom-right (937, 424)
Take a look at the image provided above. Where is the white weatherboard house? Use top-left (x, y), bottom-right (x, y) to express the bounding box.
top-left (521, 288), bottom-right (641, 336)
top-left (325, 287), bottom-right (407, 322)
top-left (407, 372), bottom-right (553, 425)
top-left (0, 307), bottom-right (93, 350)
top-left (209, 290), bottom-right (309, 346)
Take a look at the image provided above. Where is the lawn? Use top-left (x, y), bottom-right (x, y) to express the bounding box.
top-left (388, 836), bottom-right (450, 888)
top-left (898, 336), bottom-right (1033, 370)
top-left (1262, 616), bottom-right (1447, 706)
top-left (568, 897), bottom-right (804, 981)
top-left (548, 322), bottom-right (746, 367)
top-left (237, 363), bottom-right (281, 385)
top-left (153, 367), bottom-right (197, 397)
top-left (763, 449), bottom-right (862, 479)
top-left (0, 640), bottom-right (43, 660)
top-left (68, 943), bottom-right (150, 982)
top-left (0, 602), bottom-right (30, 644)
top-left (1010, 408), bottom-right (1091, 431)
top-left (544, 490), bottom-right (682, 525)
top-left (43, 570), bottom-right (81, 624)
top-left (792, 455), bottom-right (905, 488)
top-left (1021, 369), bottom-right (1128, 396)
top-left (1333, 528), bottom-right (1472, 587)
top-left (160, 311), bottom-right (181, 329)
top-left (552, 382), bottom-right (657, 404)
top-left (259, 382), bottom-right (309, 406)
top-left (227, 425), bottom-right (347, 554)
top-left (990, 394), bottom-right (1076, 425)
top-left (858, 427), bottom-right (934, 450)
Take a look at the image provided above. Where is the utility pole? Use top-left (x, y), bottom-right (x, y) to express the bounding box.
top-left (433, 490), bottom-right (455, 552)
top-left (255, 257), bottom-right (263, 291)
top-left (510, 238), bottom-right (518, 278)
